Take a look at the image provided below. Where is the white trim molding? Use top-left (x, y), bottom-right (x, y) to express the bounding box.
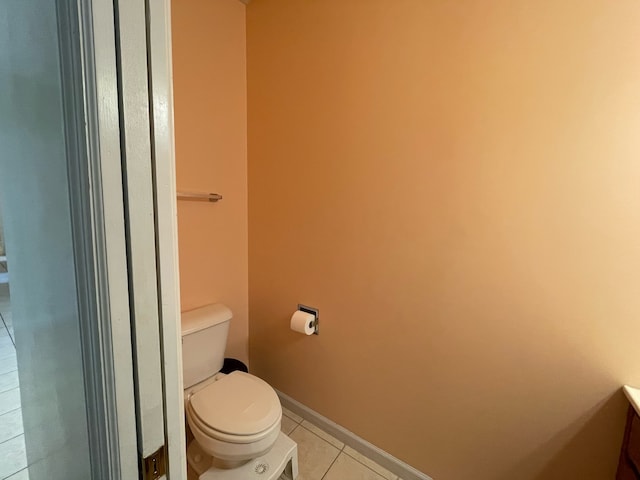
top-left (146, 0), bottom-right (188, 478)
top-left (58, 0), bottom-right (139, 477)
top-left (276, 390), bottom-right (433, 480)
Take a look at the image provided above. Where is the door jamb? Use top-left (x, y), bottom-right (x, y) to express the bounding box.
top-left (58, 0), bottom-right (140, 477)
top-left (146, 0), bottom-right (187, 478)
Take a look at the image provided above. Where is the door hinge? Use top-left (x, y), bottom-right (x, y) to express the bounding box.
top-left (142, 445), bottom-right (167, 480)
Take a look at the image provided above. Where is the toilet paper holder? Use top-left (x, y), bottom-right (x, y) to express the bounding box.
top-left (298, 304), bottom-right (319, 335)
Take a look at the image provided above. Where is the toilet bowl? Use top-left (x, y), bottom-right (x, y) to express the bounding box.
top-left (185, 371), bottom-right (282, 467)
top-left (181, 304), bottom-right (291, 475)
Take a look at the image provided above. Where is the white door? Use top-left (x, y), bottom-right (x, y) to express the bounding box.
top-left (0, 0), bottom-right (185, 478)
top-left (113, 0), bottom-right (186, 478)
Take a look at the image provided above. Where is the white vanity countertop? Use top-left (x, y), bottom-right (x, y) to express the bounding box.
top-left (623, 385), bottom-right (640, 415)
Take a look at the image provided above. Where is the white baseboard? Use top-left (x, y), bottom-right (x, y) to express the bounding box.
top-left (276, 390), bottom-right (433, 480)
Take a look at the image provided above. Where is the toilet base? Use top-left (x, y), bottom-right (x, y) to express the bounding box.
top-left (189, 432), bottom-right (298, 480)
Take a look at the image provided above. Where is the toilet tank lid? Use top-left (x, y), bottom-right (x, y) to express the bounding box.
top-left (182, 304), bottom-right (232, 336)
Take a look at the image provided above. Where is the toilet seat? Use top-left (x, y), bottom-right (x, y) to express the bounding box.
top-left (187, 402), bottom-right (281, 445)
top-left (187, 371), bottom-right (282, 443)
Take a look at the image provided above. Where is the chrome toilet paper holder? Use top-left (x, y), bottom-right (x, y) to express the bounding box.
top-left (297, 304), bottom-right (319, 335)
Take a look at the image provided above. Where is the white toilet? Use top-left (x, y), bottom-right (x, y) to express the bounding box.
top-left (182, 304), bottom-right (295, 478)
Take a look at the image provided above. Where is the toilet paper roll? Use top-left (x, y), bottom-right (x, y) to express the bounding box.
top-left (290, 310), bottom-right (316, 335)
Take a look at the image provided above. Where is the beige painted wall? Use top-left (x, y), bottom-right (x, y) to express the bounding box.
top-left (247, 1), bottom-right (640, 478)
top-left (172, 0), bottom-right (248, 363)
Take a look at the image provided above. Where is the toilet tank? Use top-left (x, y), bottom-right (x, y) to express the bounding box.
top-left (181, 304), bottom-right (232, 389)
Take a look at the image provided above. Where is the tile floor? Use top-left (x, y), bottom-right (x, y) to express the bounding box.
top-left (0, 282), bottom-right (29, 480)
top-left (278, 406), bottom-right (404, 480)
top-left (0, 274), bottom-right (401, 480)
top-left (187, 406), bottom-right (404, 480)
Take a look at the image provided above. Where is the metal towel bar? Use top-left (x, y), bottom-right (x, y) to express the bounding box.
top-left (176, 191), bottom-right (223, 202)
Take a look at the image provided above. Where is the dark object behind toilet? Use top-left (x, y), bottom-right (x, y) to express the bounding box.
top-left (220, 358), bottom-right (248, 374)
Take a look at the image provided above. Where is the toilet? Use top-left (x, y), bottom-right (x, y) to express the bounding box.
top-left (182, 304), bottom-right (296, 478)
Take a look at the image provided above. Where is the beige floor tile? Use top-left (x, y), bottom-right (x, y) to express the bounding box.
top-left (300, 420), bottom-right (344, 449)
top-left (0, 434), bottom-right (27, 479)
top-left (282, 407), bottom-right (303, 424)
top-left (0, 354), bottom-right (17, 374)
top-left (324, 453), bottom-right (388, 480)
top-left (343, 446), bottom-right (397, 480)
top-left (6, 469), bottom-right (29, 480)
top-left (0, 335), bottom-right (14, 350)
top-left (289, 425), bottom-right (340, 480)
top-left (281, 414), bottom-right (298, 435)
top-left (0, 370), bottom-right (19, 393)
top-left (0, 342), bottom-right (15, 356)
top-left (0, 408), bottom-right (24, 443)
top-left (0, 388), bottom-right (21, 415)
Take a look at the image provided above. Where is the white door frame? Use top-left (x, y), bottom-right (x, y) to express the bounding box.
top-left (146, 0), bottom-right (187, 478)
top-left (60, 0), bottom-right (140, 477)
top-left (82, 0), bottom-right (141, 471)
top-left (83, 0), bottom-right (141, 471)
top-left (76, 0), bottom-right (186, 477)
top-left (111, 0), bottom-right (186, 478)
top-left (2, 0), bottom-right (146, 477)
top-left (3, 0), bottom-right (185, 477)
top-left (113, 0), bottom-right (168, 463)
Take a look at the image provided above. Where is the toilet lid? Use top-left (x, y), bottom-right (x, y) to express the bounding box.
top-left (190, 371), bottom-right (281, 436)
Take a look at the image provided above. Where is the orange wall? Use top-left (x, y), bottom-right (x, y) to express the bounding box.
top-left (172, 0), bottom-right (248, 363)
top-left (247, 1), bottom-right (640, 478)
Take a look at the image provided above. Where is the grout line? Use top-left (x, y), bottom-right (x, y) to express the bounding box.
top-left (321, 448), bottom-right (393, 480)
top-left (297, 422), bottom-right (344, 452)
top-left (282, 410), bottom-right (303, 424)
top-left (277, 390), bottom-right (430, 480)
top-left (0, 310), bottom-right (9, 336)
top-left (0, 305), bottom-right (14, 348)
top-left (0, 370), bottom-right (18, 379)
top-left (3, 468), bottom-right (29, 480)
top-left (342, 448), bottom-right (395, 479)
top-left (287, 422), bottom-right (345, 480)
top-left (320, 450), bottom-right (342, 480)
top-left (0, 406), bottom-right (21, 417)
top-left (282, 413), bottom-right (300, 424)
top-left (285, 407), bottom-right (394, 479)
top-left (5, 468), bottom-right (29, 480)
top-left (0, 432), bottom-right (24, 447)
